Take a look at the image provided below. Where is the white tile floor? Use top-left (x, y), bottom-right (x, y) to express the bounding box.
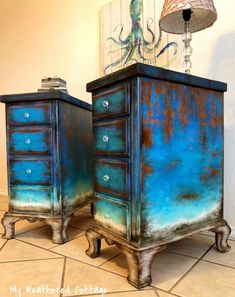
top-left (0, 195), bottom-right (234, 297)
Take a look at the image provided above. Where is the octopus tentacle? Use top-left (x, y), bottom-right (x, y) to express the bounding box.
top-left (116, 24), bottom-right (130, 44)
top-left (106, 24), bottom-right (131, 46)
top-left (124, 44), bottom-right (137, 64)
top-left (156, 42), bottom-right (178, 59)
top-left (158, 42), bottom-right (178, 68)
top-left (108, 45), bottom-right (130, 55)
top-left (104, 45), bottom-right (132, 74)
top-left (143, 18), bottom-right (155, 46)
top-left (137, 41), bottom-right (178, 65)
top-left (137, 43), bottom-right (149, 61)
top-left (142, 26), bottom-right (163, 53)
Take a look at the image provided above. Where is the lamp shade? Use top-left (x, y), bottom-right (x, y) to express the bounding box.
top-left (159, 0), bottom-right (217, 34)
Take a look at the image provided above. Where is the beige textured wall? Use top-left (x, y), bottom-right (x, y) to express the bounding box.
top-left (0, 0), bottom-right (110, 194)
top-left (0, 0), bottom-right (235, 232)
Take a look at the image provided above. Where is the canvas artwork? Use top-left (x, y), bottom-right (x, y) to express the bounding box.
top-left (101, 0), bottom-right (182, 75)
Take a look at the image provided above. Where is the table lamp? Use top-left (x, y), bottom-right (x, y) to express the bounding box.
top-left (159, 0), bottom-right (217, 74)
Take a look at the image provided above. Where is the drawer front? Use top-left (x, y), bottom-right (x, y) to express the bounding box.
top-left (94, 119), bottom-right (130, 156)
top-left (94, 197), bottom-right (130, 238)
top-left (93, 85), bottom-right (130, 119)
top-left (10, 186), bottom-right (52, 213)
top-left (8, 103), bottom-right (52, 125)
top-left (9, 127), bottom-right (52, 155)
top-left (95, 159), bottom-right (130, 200)
top-left (10, 159), bottom-right (52, 184)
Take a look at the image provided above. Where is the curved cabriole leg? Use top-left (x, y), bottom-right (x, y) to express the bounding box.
top-left (45, 216), bottom-right (72, 244)
top-left (90, 202), bottom-right (94, 218)
top-left (61, 216), bottom-right (73, 242)
top-left (85, 228), bottom-right (102, 258)
top-left (105, 238), bottom-right (114, 246)
top-left (1, 214), bottom-right (22, 239)
top-left (211, 221), bottom-right (231, 253)
top-left (119, 245), bottom-right (165, 289)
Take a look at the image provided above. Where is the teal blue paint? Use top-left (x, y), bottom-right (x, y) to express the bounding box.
top-left (9, 106), bottom-right (49, 124)
top-left (11, 160), bottom-right (51, 184)
top-left (95, 198), bottom-right (127, 236)
top-left (95, 162), bottom-right (127, 197)
top-left (10, 130), bottom-right (51, 153)
top-left (94, 89), bottom-right (126, 116)
top-left (10, 186), bottom-right (52, 212)
top-left (59, 103), bottom-right (93, 209)
top-left (141, 79), bottom-right (223, 236)
top-left (95, 124), bottom-right (126, 153)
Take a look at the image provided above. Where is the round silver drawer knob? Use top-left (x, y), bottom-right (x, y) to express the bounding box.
top-left (24, 112), bottom-right (30, 118)
top-left (25, 138), bottom-right (31, 145)
top-left (103, 175), bottom-right (110, 182)
top-left (102, 100), bottom-right (109, 108)
top-left (102, 135), bottom-right (109, 143)
top-left (25, 169), bottom-right (32, 174)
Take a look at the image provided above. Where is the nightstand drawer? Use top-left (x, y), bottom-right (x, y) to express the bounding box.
top-left (8, 103), bottom-right (52, 125)
top-left (95, 159), bottom-right (130, 200)
top-left (10, 186), bottom-right (52, 213)
top-left (93, 85), bottom-right (130, 119)
top-left (10, 159), bottom-right (52, 185)
top-left (9, 127), bottom-right (52, 155)
top-left (94, 119), bottom-right (130, 156)
top-left (94, 196), bottom-right (130, 239)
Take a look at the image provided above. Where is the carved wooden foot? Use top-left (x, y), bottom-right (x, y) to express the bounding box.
top-left (118, 245), bottom-right (165, 288)
top-left (85, 228), bottom-right (102, 258)
top-left (90, 202), bottom-right (94, 218)
top-left (1, 213), bottom-right (22, 239)
top-left (45, 216), bottom-right (72, 244)
top-left (211, 221), bottom-right (231, 253)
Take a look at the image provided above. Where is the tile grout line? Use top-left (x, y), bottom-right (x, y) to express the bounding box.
top-left (15, 237), bottom-right (127, 278)
top-left (168, 243), bottom-right (216, 293)
top-left (15, 225), bottom-right (47, 236)
top-left (76, 288), bottom-right (156, 296)
top-left (67, 225), bottom-right (87, 231)
top-left (49, 233), bottom-right (87, 250)
top-left (200, 232), bottom-right (235, 242)
top-left (0, 257), bottom-right (64, 264)
top-left (48, 233), bottom-right (86, 250)
top-left (152, 287), bottom-right (183, 297)
top-left (59, 257), bottom-right (67, 297)
top-left (96, 266), bottom-right (127, 279)
top-left (152, 287), bottom-right (160, 297)
top-left (97, 252), bottom-right (122, 268)
top-left (0, 240), bottom-right (8, 252)
top-left (166, 250), bottom-right (202, 260)
top-left (200, 258), bottom-right (235, 270)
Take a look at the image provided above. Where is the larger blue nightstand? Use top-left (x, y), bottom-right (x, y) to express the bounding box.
top-left (85, 63), bottom-right (231, 288)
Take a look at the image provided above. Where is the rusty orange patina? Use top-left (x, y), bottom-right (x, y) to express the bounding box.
top-left (142, 80), bottom-right (223, 151)
top-left (200, 166), bottom-right (219, 181)
top-left (141, 163), bottom-right (153, 188)
top-left (163, 96), bottom-right (174, 143)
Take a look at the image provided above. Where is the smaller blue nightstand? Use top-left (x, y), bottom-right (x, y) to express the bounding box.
top-left (1, 91), bottom-right (93, 243)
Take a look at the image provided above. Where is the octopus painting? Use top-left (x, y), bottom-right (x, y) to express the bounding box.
top-left (104, 0), bottom-right (178, 74)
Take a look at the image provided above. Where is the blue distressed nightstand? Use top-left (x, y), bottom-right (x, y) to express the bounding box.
top-left (85, 63), bottom-right (231, 288)
top-left (1, 91), bottom-right (93, 243)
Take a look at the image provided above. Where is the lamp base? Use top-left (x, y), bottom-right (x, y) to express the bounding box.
top-left (182, 21), bottom-right (192, 74)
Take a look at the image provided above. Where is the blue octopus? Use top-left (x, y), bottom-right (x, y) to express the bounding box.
top-left (104, 0), bottom-right (178, 73)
